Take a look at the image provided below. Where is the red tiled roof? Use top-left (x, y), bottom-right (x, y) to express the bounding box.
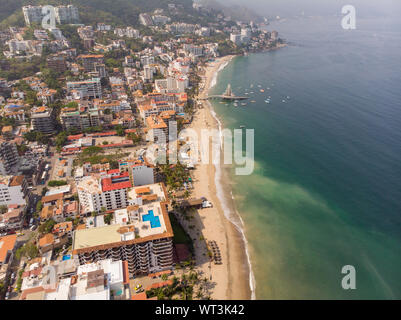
top-left (107, 169), bottom-right (120, 175)
top-left (68, 134), bottom-right (84, 141)
top-left (101, 176), bottom-right (131, 192)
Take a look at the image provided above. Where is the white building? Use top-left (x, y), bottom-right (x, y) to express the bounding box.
top-left (230, 33), bottom-right (242, 45)
top-left (77, 172), bottom-right (132, 214)
top-left (67, 78), bottom-right (102, 99)
top-left (55, 5), bottom-right (79, 24)
top-left (0, 176), bottom-right (31, 206)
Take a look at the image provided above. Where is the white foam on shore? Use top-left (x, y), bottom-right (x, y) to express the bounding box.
top-left (209, 60), bottom-right (230, 89)
top-left (210, 105), bottom-right (256, 300)
top-left (205, 57), bottom-right (256, 299)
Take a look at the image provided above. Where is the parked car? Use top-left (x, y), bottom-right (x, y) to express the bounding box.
top-left (202, 200), bottom-right (213, 208)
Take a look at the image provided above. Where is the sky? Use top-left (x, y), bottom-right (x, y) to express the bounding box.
top-left (219, 0), bottom-right (401, 19)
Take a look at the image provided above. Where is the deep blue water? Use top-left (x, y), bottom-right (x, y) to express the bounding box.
top-left (210, 15), bottom-right (401, 299)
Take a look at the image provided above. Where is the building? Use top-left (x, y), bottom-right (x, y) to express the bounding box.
top-left (54, 5), bottom-right (79, 24)
top-left (0, 234), bottom-right (17, 282)
top-left (72, 184), bottom-right (174, 276)
top-left (0, 176), bottom-right (31, 206)
top-left (31, 106), bottom-right (56, 133)
top-left (139, 14), bottom-right (154, 27)
top-left (0, 205), bottom-right (25, 233)
top-left (47, 55), bottom-right (67, 73)
top-left (22, 6), bottom-right (44, 26)
top-left (0, 141), bottom-right (20, 175)
top-left (22, 5), bottom-right (79, 26)
top-left (146, 115), bottom-right (168, 144)
top-left (79, 55), bottom-right (104, 72)
top-left (20, 259), bottom-right (128, 300)
top-left (77, 172), bottom-right (132, 214)
top-left (67, 78), bottom-right (102, 100)
top-left (230, 33), bottom-right (242, 45)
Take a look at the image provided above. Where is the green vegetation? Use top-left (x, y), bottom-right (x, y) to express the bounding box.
top-left (48, 180), bottom-right (68, 187)
top-left (15, 243), bottom-right (39, 260)
top-left (115, 125), bottom-right (125, 136)
top-left (39, 219), bottom-right (56, 234)
top-left (23, 131), bottom-right (51, 145)
top-left (127, 132), bottom-right (142, 145)
top-left (76, 145), bottom-right (128, 169)
top-left (55, 132), bottom-right (68, 151)
top-left (158, 162), bottom-right (190, 191)
top-left (0, 0), bottom-right (198, 28)
top-left (104, 213), bottom-right (113, 225)
top-left (169, 213), bottom-right (192, 247)
top-left (16, 269), bottom-right (24, 292)
top-left (145, 271), bottom-right (208, 300)
top-left (0, 56), bottom-right (42, 81)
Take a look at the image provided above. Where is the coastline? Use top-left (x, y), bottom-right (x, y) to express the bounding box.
top-left (190, 55), bottom-right (254, 300)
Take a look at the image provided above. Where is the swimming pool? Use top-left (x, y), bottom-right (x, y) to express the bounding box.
top-left (142, 210), bottom-right (161, 228)
top-left (62, 255), bottom-right (71, 261)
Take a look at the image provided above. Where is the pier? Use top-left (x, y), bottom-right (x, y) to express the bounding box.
top-left (203, 84), bottom-right (249, 101)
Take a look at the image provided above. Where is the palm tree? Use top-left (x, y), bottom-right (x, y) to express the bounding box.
top-left (196, 290), bottom-right (203, 300)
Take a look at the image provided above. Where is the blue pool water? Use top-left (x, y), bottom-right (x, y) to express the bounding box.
top-left (62, 255), bottom-right (71, 261)
top-left (142, 210), bottom-right (161, 228)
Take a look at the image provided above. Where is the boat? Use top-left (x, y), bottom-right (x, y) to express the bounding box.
top-left (265, 100), bottom-right (270, 104)
top-left (260, 89), bottom-right (265, 93)
top-left (286, 96), bottom-right (290, 99)
top-left (241, 103), bottom-right (247, 106)
top-left (282, 100), bottom-right (286, 103)
top-left (251, 100), bottom-right (256, 103)
top-left (240, 125), bottom-right (245, 129)
top-left (234, 103), bottom-right (239, 107)
top-left (258, 85), bottom-right (262, 88)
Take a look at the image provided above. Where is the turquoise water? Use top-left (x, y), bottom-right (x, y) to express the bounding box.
top-left (142, 210), bottom-right (161, 228)
top-left (210, 15), bottom-right (401, 299)
top-left (62, 255), bottom-right (71, 261)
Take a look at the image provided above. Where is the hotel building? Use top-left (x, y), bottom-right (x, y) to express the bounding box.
top-left (73, 183), bottom-right (174, 276)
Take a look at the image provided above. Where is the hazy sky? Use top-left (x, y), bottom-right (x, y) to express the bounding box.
top-left (219, 0), bottom-right (401, 18)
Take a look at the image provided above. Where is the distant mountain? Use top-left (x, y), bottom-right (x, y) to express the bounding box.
top-left (0, 0), bottom-right (199, 28)
top-left (196, 0), bottom-right (263, 22)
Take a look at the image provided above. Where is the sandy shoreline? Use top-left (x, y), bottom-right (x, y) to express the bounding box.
top-left (188, 55), bottom-right (253, 300)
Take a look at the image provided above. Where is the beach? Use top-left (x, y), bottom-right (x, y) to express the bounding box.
top-left (178, 55), bottom-right (253, 300)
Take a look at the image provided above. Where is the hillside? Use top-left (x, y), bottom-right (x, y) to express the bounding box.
top-left (197, 0), bottom-right (263, 23)
top-left (0, 0), bottom-right (202, 28)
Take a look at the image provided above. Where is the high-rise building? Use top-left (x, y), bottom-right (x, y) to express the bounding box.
top-left (67, 78), bottom-right (102, 100)
top-left (22, 5), bottom-right (79, 26)
top-left (54, 5), bottom-right (79, 24)
top-left (30, 106), bottom-right (56, 133)
top-left (73, 183), bottom-right (174, 276)
top-left (47, 55), bottom-right (67, 73)
top-left (0, 142), bottom-right (20, 176)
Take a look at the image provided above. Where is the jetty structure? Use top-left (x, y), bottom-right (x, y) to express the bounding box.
top-left (204, 84), bottom-right (249, 101)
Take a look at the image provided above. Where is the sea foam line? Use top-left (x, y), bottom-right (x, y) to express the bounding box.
top-left (207, 58), bottom-right (257, 300)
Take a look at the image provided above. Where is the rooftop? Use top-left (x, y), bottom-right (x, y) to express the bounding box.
top-left (0, 234), bottom-right (17, 263)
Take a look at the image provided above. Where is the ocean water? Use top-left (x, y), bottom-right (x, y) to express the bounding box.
top-left (210, 15), bottom-right (401, 299)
